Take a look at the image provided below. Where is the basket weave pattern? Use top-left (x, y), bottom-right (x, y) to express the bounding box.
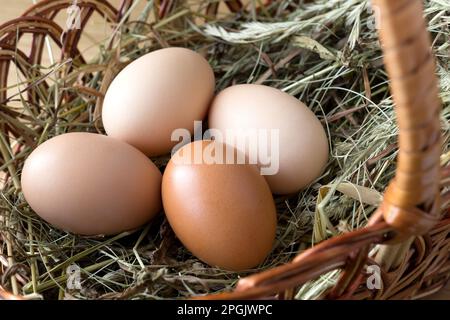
top-left (0, 0), bottom-right (449, 300)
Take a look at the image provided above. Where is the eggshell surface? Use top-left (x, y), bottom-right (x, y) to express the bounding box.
top-left (162, 140), bottom-right (277, 271)
top-left (208, 84), bottom-right (329, 195)
top-left (21, 133), bottom-right (162, 235)
top-left (102, 47), bottom-right (215, 156)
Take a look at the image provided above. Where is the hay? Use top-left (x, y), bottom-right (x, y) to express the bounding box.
top-left (0, 0), bottom-right (449, 300)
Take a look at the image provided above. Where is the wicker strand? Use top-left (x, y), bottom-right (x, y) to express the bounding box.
top-left (373, 0), bottom-right (442, 238)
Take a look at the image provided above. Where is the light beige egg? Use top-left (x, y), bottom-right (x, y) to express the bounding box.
top-left (21, 133), bottom-right (162, 235)
top-left (102, 47), bottom-right (215, 156)
top-left (162, 140), bottom-right (277, 271)
top-left (208, 84), bottom-right (329, 195)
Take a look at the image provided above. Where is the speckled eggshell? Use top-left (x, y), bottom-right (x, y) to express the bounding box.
top-left (102, 47), bottom-right (215, 156)
top-left (208, 84), bottom-right (329, 195)
top-left (162, 140), bottom-right (277, 271)
top-left (21, 133), bottom-right (162, 236)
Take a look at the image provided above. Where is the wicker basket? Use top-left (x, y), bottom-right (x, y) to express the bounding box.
top-left (0, 0), bottom-right (449, 300)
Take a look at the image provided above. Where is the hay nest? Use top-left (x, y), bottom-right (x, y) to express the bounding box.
top-left (0, 0), bottom-right (449, 299)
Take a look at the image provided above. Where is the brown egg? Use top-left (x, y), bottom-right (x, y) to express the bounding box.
top-left (208, 84), bottom-right (329, 195)
top-left (102, 47), bottom-right (215, 156)
top-left (162, 140), bottom-right (277, 271)
top-left (21, 133), bottom-right (162, 235)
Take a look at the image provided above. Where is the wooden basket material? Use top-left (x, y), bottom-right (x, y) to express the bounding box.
top-left (0, 0), bottom-right (449, 300)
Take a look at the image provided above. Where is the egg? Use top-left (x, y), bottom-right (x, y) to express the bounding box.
top-left (208, 84), bottom-right (329, 195)
top-left (21, 133), bottom-right (162, 235)
top-left (102, 47), bottom-right (215, 156)
top-left (162, 140), bottom-right (277, 271)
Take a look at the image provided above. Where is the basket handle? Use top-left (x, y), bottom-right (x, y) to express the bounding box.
top-left (373, 0), bottom-right (442, 237)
